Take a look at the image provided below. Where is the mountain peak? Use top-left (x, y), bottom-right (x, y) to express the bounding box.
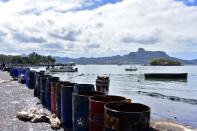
top-left (55, 48), bottom-right (196, 65)
top-left (137, 48), bottom-right (146, 52)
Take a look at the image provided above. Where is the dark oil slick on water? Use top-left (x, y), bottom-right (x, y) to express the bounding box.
top-left (31, 65), bottom-right (197, 128)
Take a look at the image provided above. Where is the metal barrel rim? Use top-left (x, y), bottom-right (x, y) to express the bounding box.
top-left (89, 95), bottom-right (126, 104)
top-left (105, 102), bottom-right (151, 114)
top-left (76, 91), bottom-right (105, 98)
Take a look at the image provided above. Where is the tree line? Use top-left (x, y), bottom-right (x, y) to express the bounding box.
top-left (150, 59), bottom-right (181, 66)
top-left (0, 52), bottom-right (56, 65)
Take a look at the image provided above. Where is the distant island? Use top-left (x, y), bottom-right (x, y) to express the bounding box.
top-left (150, 59), bottom-right (181, 66)
top-left (55, 48), bottom-right (197, 65)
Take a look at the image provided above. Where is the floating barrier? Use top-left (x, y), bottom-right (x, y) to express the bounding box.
top-left (73, 91), bottom-right (105, 131)
top-left (96, 75), bottom-right (110, 94)
top-left (74, 84), bottom-right (95, 93)
top-left (61, 83), bottom-right (75, 128)
top-left (45, 77), bottom-right (59, 110)
top-left (145, 73), bottom-right (187, 80)
top-left (40, 75), bottom-right (51, 106)
top-left (89, 95), bottom-right (126, 131)
top-left (104, 102), bottom-right (151, 131)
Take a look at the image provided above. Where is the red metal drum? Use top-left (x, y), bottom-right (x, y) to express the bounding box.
top-left (89, 95), bottom-right (126, 131)
top-left (51, 81), bottom-right (58, 114)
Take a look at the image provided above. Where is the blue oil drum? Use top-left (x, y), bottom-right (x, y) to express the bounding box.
top-left (74, 84), bottom-right (95, 93)
top-left (61, 84), bottom-right (75, 128)
top-left (32, 71), bottom-right (38, 89)
top-left (21, 68), bottom-right (30, 75)
top-left (56, 81), bottom-right (74, 118)
top-left (45, 77), bottom-right (59, 110)
top-left (12, 68), bottom-right (19, 79)
top-left (18, 68), bottom-right (23, 76)
top-left (25, 70), bottom-right (30, 87)
top-left (9, 67), bottom-right (14, 76)
top-left (28, 71), bottom-right (36, 89)
top-left (40, 75), bottom-right (51, 106)
top-left (73, 91), bottom-right (105, 131)
top-left (34, 71), bottom-right (45, 97)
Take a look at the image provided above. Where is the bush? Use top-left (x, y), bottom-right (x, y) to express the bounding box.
top-left (150, 59), bottom-right (181, 66)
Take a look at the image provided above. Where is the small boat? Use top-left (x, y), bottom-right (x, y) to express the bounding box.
top-left (46, 65), bottom-right (78, 72)
top-left (144, 73), bottom-right (187, 79)
top-left (125, 65), bottom-right (137, 71)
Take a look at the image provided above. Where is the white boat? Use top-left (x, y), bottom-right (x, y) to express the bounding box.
top-left (125, 65), bottom-right (137, 71)
top-left (46, 65), bottom-right (78, 72)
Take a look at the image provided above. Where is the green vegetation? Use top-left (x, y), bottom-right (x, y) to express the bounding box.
top-left (0, 52), bottom-right (55, 65)
top-left (150, 59), bottom-right (181, 66)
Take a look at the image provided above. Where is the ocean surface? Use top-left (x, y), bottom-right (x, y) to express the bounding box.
top-left (30, 65), bottom-right (197, 128)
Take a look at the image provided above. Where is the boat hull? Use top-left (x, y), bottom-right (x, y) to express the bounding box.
top-left (125, 68), bottom-right (137, 71)
top-left (145, 73), bottom-right (187, 79)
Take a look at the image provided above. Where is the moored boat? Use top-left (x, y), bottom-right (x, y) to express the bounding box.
top-left (46, 65), bottom-right (78, 72)
top-left (125, 65), bottom-right (137, 71)
top-left (145, 73), bottom-right (187, 79)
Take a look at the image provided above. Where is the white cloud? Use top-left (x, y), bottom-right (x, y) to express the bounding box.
top-left (0, 0), bottom-right (197, 57)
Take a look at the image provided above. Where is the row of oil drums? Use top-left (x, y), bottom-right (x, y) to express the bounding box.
top-left (10, 67), bottom-right (30, 83)
top-left (9, 68), bottom-right (151, 131)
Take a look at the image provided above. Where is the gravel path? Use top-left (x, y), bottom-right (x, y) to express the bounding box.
top-left (0, 71), bottom-right (64, 131)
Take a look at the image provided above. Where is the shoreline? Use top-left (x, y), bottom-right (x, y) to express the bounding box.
top-left (0, 70), bottom-right (196, 130)
top-left (151, 119), bottom-right (197, 131)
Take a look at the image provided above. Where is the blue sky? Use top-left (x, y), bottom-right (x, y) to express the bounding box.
top-left (176, 0), bottom-right (197, 6)
top-left (0, 0), bottom-right (197, 60)
top-left (81, 0), bottom-right (121, 10)
top-left (0, 0), bottom-right (9, 2)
